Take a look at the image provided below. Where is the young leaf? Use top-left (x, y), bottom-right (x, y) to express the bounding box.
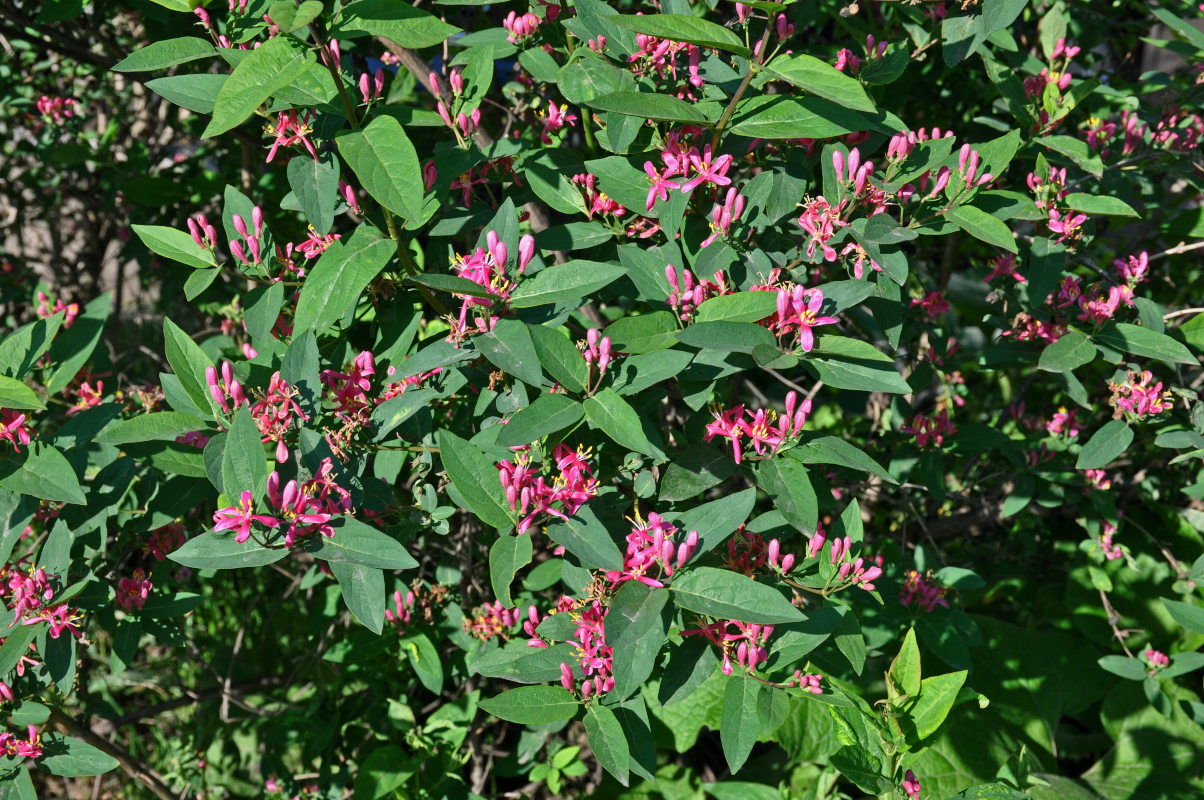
top-left (910, 670), bottom-right (968, 740)
top-left (112, 37), bottom-right (216, 72)
top-left (287, 152), bottom-right (340, 235)
top-left (509, 261), bottom-right (626, 308)
top-left (163, 317), bottom-right (218, 418)
top-left (945, 205), bottom-right (1018, 253)
top-left (94, 412), bottom-right (208, 445)
top-left (766, 53), bottom-right (877, 112)
top-left (529, 324), bottom-right (590, 394)
top-left (168, 530), bottom-right (290, 570)
top-left (756, 459), bottom-right (819, 534)
top-left (889, 628), bottom-right (922, 698)
top-left (333, 0), bottom-right (460, 48)
top-left (131, 224), bottom-right (216, 269)
top-left (495, 394), bottom-right (584, 448)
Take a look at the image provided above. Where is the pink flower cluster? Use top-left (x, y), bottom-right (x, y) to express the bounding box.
top-left (539, 103), bottom-right (577, 143)
top-left (385, 589), bottom-right (415, 631)
top-left (701, 187), bottom-right (746, 248)
top-left (5, 565), bottom-right (83, 640)
top-left (628, 34), bottom-right (703, 100)
top-left (36, 290), bottom-right (80, 327)
top-left (1046, 407), bottom-right (1080, 438)
top-left (665, 264), bottom-right (730, 322)
top-left (206, 363), bottom-right (309, 462)
top-left (503, 10), bottom-right (542, 43)
top-left (983, 253), bottom-right (1026, 284)
top-left (497, 445), bottom-right (599, 535)
top-left (1099, 520), bottom-right (1123, 561)
top-left (833, 34), bottom-right (890, 74)
top-left (815, 529), bottom-right (883, 592)
top-left (605, 512), bottom-right (698, 588)
top-left (704, 390), bottom-right (812, 464)
top-left (769, 286), bottom-right (837, 352)
top-left (214, 459), bottom-right (349, 547)
top-left (0, 726), bottom-right (43, 760)
top-left (911, 290), bottom-right (950, 320)
top-left (116, 569), bottom-right (152, 612)
top-left (580, 329), bottom-right (613, 392)
top-left (797, 196), bottom-right (848, 262)
top-left (36, 95), bottom-right (77, 123)
top-left (1144, 648), bottom-right (1170, 669)
top-left (145, 522), bottom-right (187, 561)
top-left (1026, 166), bottom-right (1068, 210)
top-left (558, 600), bottom-right (612, 698)
top-left (447, 231), bottom-right (536, 339)
top-left (901, 410), bottom-right (957, 448)
top-left (1109, 370), bottom-right (1173, 418)
top-left (899, 570), bottom-right (948, 612)
top-left (0, 410), bottom-right (34, 454)
top-left (229, 206), bottom-right (268, 267)
top-left (465, 601), bottom-right (521, 641)
top-left (683, 617), bottom-right (775, 674)
top-left (902, 769), bottom-right (922, 799)
top-left (265, 109), bottom-right (317, 163)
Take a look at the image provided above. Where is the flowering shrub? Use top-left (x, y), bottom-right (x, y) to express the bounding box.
top-left (2, 0), bottom-right (1204, 798)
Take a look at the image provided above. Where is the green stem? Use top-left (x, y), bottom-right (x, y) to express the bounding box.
top-left (710, 16), bottom-right (774, 150)
top-left (581, 108), bottom-right (598, 156)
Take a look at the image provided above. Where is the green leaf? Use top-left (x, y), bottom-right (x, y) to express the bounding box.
top-left (293, 225), bottom-right (395, 335)
top-left (1036, 134), bottom-right (1103, 178)
top-left (131, 224), bottom-right (216, 269)
top-left (330, 560), bottom-right (385, 633)
top-left (808, 337), bottom-right (912, 393)
top-left (163, 317), bottom-right (218, 418)
top-left (1098, 655), bottom-right (1147, 681)
top-left (287, 152), bottom-right (340, 235)
top-left (950, 783), bottom-right (1031, 800)
top-left (37, 734), bottom-right (119, 778)
top-left (402, 632), bottom-right (444, 694)
top-left (788, 436), bottom-right (897, 484)
top-left (612, 349), bottom-right (694, 396)
top-left (605, 311), bottom-right (680, 354)
top-left (168, 530), bottom-right (290, 569)
top-left (1075, 420), bottom-right (1133, 470)
top-left (756, 459), bottom-right (818, 534)
top-left (585, 704), bottom-right (631, 785)
top-left (113, 37), bottom-right (216, 72)
top-left (0, 315), bottom-right (62, 379)
top-left (478, 686), bottom-right (579, 724)
top-left (337, 115), bottom-right (424, 222)
top-left (0, 443), bottom-right (85, 505)
top-left (911, 670), bottom-right (967, 740)
top-left (476, 319), bottom-right (547, 387)
top-left (729, 95), bottom-right (884, 139)
top-left (529, 324), bottom-right (590, 394)
top-left (606, 581), bottom-right (671, 701)
top-left (1150, 7), bottom-right (1204, 50)
top-left (437, 429), bottom-right (514, 531)
top-left (204, 36), bottom-right (315, 137)
top-left (585, 91), bottom-right (712, 124)
top-left (221, 405), bottom-right (268, 504)
top-left (146, 73), bottom-right (226, 114)
top-left (889, 628), bottom-right (922, 697)
top-left (489, 533), bottom-right (532, 607)
top-left (472, 641), bottom-right (581, 684)
top-left (693, 292), bottom-right (778, 324)
top-left (677, 321), bottom-right (777, 353)
top-left (243, 281), bottom-right (285, 342)
top-left (510, 261), bottom-right (626, 308)
top-left (1162, 597), bottom-right (1204, 635)
top-left (1038, 330), bottom-right (1097, 372)
top-left (609, 13), bottom-right (749, 56)
top-left (659, 445), bottom-right (735, 502)
top-left (495, 394), bottom-right (584, 448)
top-left (766, 53), bottom-right (877, 112)
top-left (266, 0), bottom-right (324, 33)
top-left (0, 376), bottom-right (43, 411)
top-left (945, 205), bottom-right (1018, 253)
top-left (583, 388), bottom-right (662, 458)
top-left (95, 412), bottom-right (207, 445)
top-left (833, 608), bottom-right (866, 675)
top-left (333, 0), bottom-right (460, 48)
top-left (721, 673), bottom-right (762, 773)
top-left (669, 488), bottom-right (756, 559)
top-left (0, 622), bottom-right (41, 677)
top-left (545, 506), bottom-right (624, 571)
top-left (830, 745), bottom-right (890, 794)
top-left (521, 149), bottom-right (590, 215)
top-left (671, 567), bottom-right (803, 624)
top-left (406, 273), bottom-right (499, 300)
top-left (303, 517), bottom-right (418, 570)
top-left (558, 55), bottom-right (636, 105)
top-left (1095, 322), bottom-right (1197, 366)
top-left (983, 0), bottom-right (1029, 35)
top-left (1065, 193), bottom-right (1140, 218)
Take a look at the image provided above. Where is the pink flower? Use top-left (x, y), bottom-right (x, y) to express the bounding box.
top-left (1048, 208), bottom-right (1087, 242)
top-left (902, 769), bottom-right (922, 799)
top-left (770, 286), bottom-right (837, 353)
top-left (0, 409), bottom-right (33, 453)
top-left (213, 490), bottom-right (280, 544)
top-left (116, 569), bottom-right (153, 612)
top-left (983, 253), bottom-right (1026, 284)
top-left (680, 145), bottom-right (733, 193)
top-left (540, 103), bottom-right (578, 143)
top-left (643, 161), bottom-right (681, 210)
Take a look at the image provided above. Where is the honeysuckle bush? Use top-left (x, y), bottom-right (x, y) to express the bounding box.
top-left (3, 0), bottom-right (1204, 797)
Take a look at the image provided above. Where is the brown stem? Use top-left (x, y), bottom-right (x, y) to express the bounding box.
top-left (47, 710), bottom-right (174, 800)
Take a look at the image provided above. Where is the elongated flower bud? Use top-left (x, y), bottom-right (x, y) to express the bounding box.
top-left (518, 234), bottom-right (535, 273)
